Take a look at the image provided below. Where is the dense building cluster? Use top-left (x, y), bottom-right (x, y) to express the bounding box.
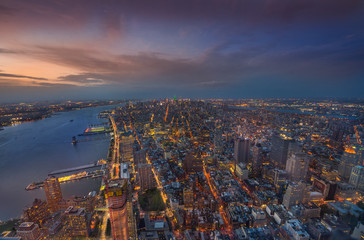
top-left (1, 98), bottom-right (364, 239)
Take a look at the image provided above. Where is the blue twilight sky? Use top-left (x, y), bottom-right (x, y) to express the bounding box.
top-left (0, 0), bottom-right (363, 102)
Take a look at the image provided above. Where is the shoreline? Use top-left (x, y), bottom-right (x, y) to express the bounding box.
top-left (0, 104), bottom-right (119, 221)
top-left (0, 101), bottom-right (125, 131)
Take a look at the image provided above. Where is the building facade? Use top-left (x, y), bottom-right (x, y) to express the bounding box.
top-left (270, 134), bottom-right (292, 170)
top-left (16, 222), bottom-right (41, 240)
top-left (349, 165), bottom-right (364, 191)
top-left (137, 163), bottom-right (157, 192)
top-left (106, 179), bottom-right (129, 240)
top-left (285, 153), bottom-right (310, 181)
top-left (43, 177), bottom-right (63, 213)
top-left (234, 138), bottom-right (250, 167)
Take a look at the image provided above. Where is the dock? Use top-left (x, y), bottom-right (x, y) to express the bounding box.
top-left (49, 163), bottom-right (101, 176)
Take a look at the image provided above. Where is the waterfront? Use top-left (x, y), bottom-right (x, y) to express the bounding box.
top-left (0, 105), bottom-right (116, 221)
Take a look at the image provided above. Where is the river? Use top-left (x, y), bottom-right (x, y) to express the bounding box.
top-left (0, 105), bottom-right (116, 221)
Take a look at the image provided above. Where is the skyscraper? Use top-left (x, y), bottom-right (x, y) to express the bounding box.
top-left (251, 142), bottom-right (263, 173)
top-left (234, 138), bottom-right (250, 167)
top-left (270, 134), bottom-right (292, 169)
top-left (285, 153), bottom-right (310, 181)
top-left (44, 176), bottom-right (63, 213)
top-left (106, 179), bottom-right (129, 240)
top-left (283, 182), bottom-right (308, 209)
top-left (339, 146), bottom-right (362, 181)
top-left (349, 165), bottom-right (364, 191)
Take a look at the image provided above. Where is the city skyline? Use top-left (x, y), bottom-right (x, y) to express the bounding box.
top-left (0, 0), bottom-right (364, 102)
top-left (0, 98), bottom-right (363, 239)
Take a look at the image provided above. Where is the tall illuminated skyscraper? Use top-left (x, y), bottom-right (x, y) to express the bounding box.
top-left (106, 179), bottom-right (129, 240)
top-left (44, 176), bottom-right (63, 213)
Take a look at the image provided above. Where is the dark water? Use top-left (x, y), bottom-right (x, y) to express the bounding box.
top-left (0, 105), bottom-right (115, 221)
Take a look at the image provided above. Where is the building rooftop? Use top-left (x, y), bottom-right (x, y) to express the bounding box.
top-left (18, 222), bottom-right (34, 228)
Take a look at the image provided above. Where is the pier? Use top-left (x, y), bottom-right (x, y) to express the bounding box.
top-left (48, 163), bottom-right (101, 176)
top-left (26, 170), bottom-right (104, 191)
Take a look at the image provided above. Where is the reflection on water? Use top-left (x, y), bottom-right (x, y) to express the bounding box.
top-left (0, 105), bottom-right (115, 220)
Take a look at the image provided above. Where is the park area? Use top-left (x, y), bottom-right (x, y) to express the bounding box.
top-left (138, 188), bottom-right (166, 212)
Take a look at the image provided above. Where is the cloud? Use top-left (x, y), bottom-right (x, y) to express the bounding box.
top-left (0, 0), bottom-right (363, 100)
top-left (12, 32), bottom-right (360, 90)
top-left (0, 0), bottom-right (362, 37)
top-left (0, 72), bottom-right (47, 81)
top-left (0, 48), bottom-right (24, 54)
top-left (0, 4), bottom-right (14, 16)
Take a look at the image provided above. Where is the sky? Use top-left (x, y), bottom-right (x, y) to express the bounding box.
top-left (0, 0), bottom-right (363, 102)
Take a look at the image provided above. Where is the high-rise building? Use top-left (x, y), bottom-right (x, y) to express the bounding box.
top-left (23, 199), bottom-right (50, 227)
top-left (120, 131), bottom-right (134, 163)
top-left (349, 165), bottom-right (364, 191)
top-left (287, 141), bottom-right (302, 158)
top-left (251, 142), bottom-right (263, 173)
top-left (64, 206), bottom-right (88, 237)
top-left (234, 138), bottom-right (250, 171)
top-left (106, 179), bottom-right (129, 240)
top-left (44, 176), bottom-right (63, 213)
top-left (270, 134), bottom-right (292, 169)
top-left (273, 169), bottom-right (289, 187)
top-left (285, 153), bottom-right (310, 181)
top-left (16, 222), bottom-right (41, 240)
top-left (283, 182), bottom-right (308, 209)
top-left (312, 177), bottom-right (337, 201)
top-left (184, 150), bottom-right (204, 174)
top-left (236, 163), bottom-right (249, 180)
top-left (137, 163), bottom-right (156, 192)
top-left (339, 146), bottom-right (362, 181)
